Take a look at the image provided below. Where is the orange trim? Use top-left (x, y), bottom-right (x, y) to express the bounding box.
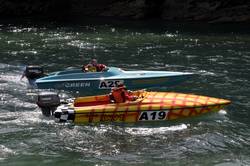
top-left (148, 92), bottom-right (158, 110)
top-left (100, 104), bottom-right (109, 122)
top-left (88, 108), bottom-right (96, 123)
top-left (122, 102), bottom-right (130, 122)
top-left (111, 104), bottom-right (120, 121)
top-left (159, 93), bottom-right (168, 110)
top-left (135, 101), bottom-right (142, 122)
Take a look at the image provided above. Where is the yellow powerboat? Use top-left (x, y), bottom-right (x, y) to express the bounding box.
top-left (37, 90), bottom-right (231, 124)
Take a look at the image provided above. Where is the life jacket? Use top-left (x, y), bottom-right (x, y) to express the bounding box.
top-left (87, 66), bottom-right (97, 72)
top-left (83, 65), bottom-right (97, 72)
top-left (111, 87), bottom-right (126, 103)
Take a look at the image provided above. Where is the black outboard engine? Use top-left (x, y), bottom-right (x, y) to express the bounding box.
top-left (24, 65), bottom-right (44, 80)
top-left (37, 92), bottom-right (60, 117)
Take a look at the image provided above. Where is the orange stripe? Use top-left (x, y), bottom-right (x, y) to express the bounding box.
top-left (160, 93), bottom-right (169, 110)
top-left (88, 108), bottom-right (96, 123)
top-left (170, 93), bottom-right (178, 110)
top-left (179, 108), bottom-right (185, 116)
top-left (179, 94), bottom-right (188, 108)
top-left (168, 109), bottom-right (184, 118)
top-left (111, 103), bottom-right (119, 121)
top-left (147, 92), bottom-right (158, 111)
top-left (100, 104), bottom-right (109, 122)
top-left (135, 101), bottom-right (142, 122)
top-left (193, 95), bottom-right (200, 107)
top-left (189, 108), bottom-right (197, 116)
top-left (122, 103), bottom-right (130, 122)
top-left (200, 96), bottom-right (210, 113)
top-left (146, 96), bottom-right (206, 106)
top-left (215, 98), bottom-right (221, 105)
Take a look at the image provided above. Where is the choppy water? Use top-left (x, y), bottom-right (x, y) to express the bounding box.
top-left (0, 19), bottom-right (250, 165)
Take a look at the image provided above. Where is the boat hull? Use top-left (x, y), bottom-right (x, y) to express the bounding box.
top-left (54, 91), bottom-right (231, 124)
top-left (35, 67), bottom-right (194, 94)
top-left (36, 76), bottom-right (191, 94)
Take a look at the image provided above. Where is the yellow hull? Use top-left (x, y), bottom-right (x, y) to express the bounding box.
top-left (55, 91), bottom-right (231, 123)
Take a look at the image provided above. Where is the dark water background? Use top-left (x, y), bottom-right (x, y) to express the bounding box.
top-left (0, 18), bottom-right (250, 165)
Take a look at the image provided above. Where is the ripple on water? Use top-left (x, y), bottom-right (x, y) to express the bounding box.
top-left (0, 145), bottom-right (16, 161)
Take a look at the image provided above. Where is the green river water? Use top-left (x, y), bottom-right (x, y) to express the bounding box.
top-left (0, 18), bottom-right (250, 165)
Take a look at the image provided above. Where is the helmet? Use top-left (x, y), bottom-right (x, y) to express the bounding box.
top-left (91, 59), bottom-right (97, 65)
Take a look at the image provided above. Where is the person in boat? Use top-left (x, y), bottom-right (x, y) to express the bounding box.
top-left (82, 59), bottom-right (107, 72)
top-left (110, 83), bottom-right (138, 103)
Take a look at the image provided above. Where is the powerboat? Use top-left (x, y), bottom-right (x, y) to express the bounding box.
top-left (24, 66), bottom-right (194, 94)
top-left (36, 90), bottom-right (231, 124)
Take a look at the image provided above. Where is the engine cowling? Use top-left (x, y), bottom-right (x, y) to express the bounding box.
top-left (37, 92), bottom-right (60, 116)
top-left (24, 65), bottom-right (44, 80)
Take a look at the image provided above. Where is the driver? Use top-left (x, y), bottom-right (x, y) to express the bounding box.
top-left (82, 59), bottom-right (107, 72)
top-left (110, 83), bottom-right (138, 103)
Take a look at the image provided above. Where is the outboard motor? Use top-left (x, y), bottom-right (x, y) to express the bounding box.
top-left (37, 92), bottom-right (60, 117)
top-left (24, 65), bottom-right (44, 80)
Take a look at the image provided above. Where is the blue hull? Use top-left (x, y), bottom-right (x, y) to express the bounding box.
top-left (35, 67), bottom-right (194, 94)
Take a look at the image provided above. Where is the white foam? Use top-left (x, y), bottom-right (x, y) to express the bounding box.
top-left (125, 124), bottom-right (188, 136)
top-left (0, 145), bottom-right (15, 160)
top-left (218, 109), bottom-right (227, 115)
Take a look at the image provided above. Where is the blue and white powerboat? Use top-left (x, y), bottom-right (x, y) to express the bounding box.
top-left (24, 66), bottom-right (194, 94)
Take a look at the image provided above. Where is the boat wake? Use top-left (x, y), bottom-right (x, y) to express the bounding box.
top-left (125, 124), bottom-right (188, 136)
top-left (0, 109), bottom-right (55, 126)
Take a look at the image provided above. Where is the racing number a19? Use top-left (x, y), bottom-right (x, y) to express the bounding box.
top-left (138, 111), bottom-right (168, 121)
top-left (99, 80), bottom-right (124, 89)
